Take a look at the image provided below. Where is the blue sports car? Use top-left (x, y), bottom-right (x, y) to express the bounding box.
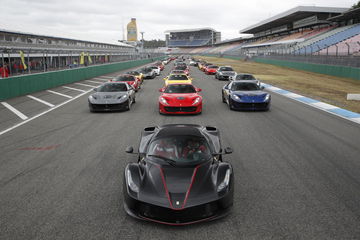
top-left (222, 80), bottom-right (270, 111)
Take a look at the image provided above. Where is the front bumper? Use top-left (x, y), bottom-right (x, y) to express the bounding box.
top-left (89, 101), bottom-right (129, 112)
top-left (230, 100), bottom-right (270, 111)
top-left (124, 189), bottom-right (233, 225)
top-left (218, 75), bottom-right (233, 80)
top-left (159, 103), bottom-right (202, 115)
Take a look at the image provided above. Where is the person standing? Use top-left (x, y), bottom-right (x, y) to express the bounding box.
top-left (0, 63), bottom-right (10, 78)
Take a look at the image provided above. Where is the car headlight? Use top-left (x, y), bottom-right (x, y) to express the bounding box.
top-left (218, 72), bottom-right (223, 75)
top-left (217, 169), bottom-right (231, 192)
top-left (264, 94), bottom-right (270, 101)
top-left (118, 94), bottom-right (128, 100)
top-left (126, 169), bottom-right (139, 193)
top-left (192, 97), bottom-right (201, 105)
top-left (89, 94), bottom-right (97, 100)
top-left (160, 97), bottom-right (169, 105)
top-left (232, 94), bottom-right (240, 100)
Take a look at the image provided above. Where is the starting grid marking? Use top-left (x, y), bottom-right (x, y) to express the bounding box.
top-left (262, 83), bottom-right (360, 125)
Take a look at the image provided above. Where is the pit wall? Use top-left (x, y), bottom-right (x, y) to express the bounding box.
top-left (0, 57), bottom-right (164, 101)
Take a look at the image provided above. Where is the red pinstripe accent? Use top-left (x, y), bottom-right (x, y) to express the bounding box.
top-left (156, 164), bottom-right (201, 210)
top-left (181, 165), bottom-right (200, 208)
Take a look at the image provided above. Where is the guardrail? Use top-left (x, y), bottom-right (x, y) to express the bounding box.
top-left (0, 56), bottom-right (164, 101)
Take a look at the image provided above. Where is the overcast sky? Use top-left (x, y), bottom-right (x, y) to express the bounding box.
top-left (0, 0), bottom-right (356, 44)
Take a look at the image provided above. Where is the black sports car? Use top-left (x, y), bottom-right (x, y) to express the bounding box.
top-left (124, 124), bottom-right (234, 225)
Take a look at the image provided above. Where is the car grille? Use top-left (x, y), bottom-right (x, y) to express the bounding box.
top-left (138, 201), bottom-right (219, 223)
top-left (90, 102), bottom-right (128, 110)
top-left (233, 102), bottom-right (269, 109)
top-left (164, 107), bottom-right (197, 112)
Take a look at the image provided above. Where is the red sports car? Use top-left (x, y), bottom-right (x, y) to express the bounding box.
top-left (174, 66), bottom-right (189, 75)
top-left (159, 83), bottom-right (202, 115)
top-left (111, 74), bottom-right (140, 91)
top-left (205, 65), bottom-right (219, 75)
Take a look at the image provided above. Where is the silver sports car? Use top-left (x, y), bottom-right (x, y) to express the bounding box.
top-left (88, 82), bottom-right (136, 112)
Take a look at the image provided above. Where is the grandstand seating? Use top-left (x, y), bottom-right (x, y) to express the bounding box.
top-left (295, 24), bottom-right (360, 54)
top-left (318, 33), bottom-right (360, 55)
top-left (168, 39), bottom-right (210, 47)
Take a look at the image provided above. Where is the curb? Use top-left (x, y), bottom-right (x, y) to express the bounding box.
top-left (262, 83), bottom-right (360, 125)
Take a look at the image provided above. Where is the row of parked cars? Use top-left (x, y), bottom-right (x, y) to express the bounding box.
top-left (193, 58), bottom-right (271, 111)
top-left (87, 59), bottom-right (170, 112)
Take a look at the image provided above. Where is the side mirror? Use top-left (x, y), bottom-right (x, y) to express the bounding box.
top-left (196, 88), bottom-right (202, 92)
top-left (93, 88), bottom-right (98, 92)
top-left (159, 88), bottom-right (165, 92)
top-left (224, 147), bottom-right (233, 154)
top-left (260, 86), bottom-right (265, 90)
top-left (163, 78), bottom-right (167, 81)
top-left (125, 146), bottom-right (134, 154)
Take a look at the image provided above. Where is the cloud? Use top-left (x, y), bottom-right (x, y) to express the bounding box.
top-left (0, 0), bottom-right (355, 43)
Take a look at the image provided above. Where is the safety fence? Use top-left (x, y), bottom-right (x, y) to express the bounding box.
top-left (0, 56), bottom-right (165, 101)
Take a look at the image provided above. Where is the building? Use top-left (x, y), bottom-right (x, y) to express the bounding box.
top-left (165, 28), bottom-right (221, 47)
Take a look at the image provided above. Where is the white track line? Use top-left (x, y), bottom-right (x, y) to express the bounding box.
top-left (0, 89), bottom-right (92, 136)
top-left (99, 76), bottom-right (114, 79)
top-left (46, 90), bottom-right (73, 99)
top-left (74, 83), bottom-right (98, 88)
top-left (94, 78), bottom-right (110, 81)
top-left (1, 102), bottom-right (28, 120)
top-left (63, 86), bottom-right (86, 92)
top-left (86, 80), bottom-right (104, 84)
top-left (27, 95), bottom-right (55, 107)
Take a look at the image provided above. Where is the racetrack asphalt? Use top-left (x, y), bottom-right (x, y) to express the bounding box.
top-left (0, 62), bottom-right (360, 240)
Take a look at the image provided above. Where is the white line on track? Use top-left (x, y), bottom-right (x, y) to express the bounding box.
top-left (1, 102), bottom-right (28, 120)
top-left (46, 90), bottom-right (73, 99)
top-left (0, 89), bottom-right (92, 136)
top-left (94, 78), bottom-right (110, 81)
top-left (98, 76), bottom-right (114, 79)
top-left (85, 80), bottom-right (104, 84)
top-left (74, 83), bottom-right (99, 88)
top-left (27, 95), bottom-right (55, 107)
top-left (62, 86), bottom-right (86, 92)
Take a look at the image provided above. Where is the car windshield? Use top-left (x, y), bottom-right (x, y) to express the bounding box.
top-left (164, 84), bottom-right (196, 93)
top-left (171, 70), bottom-right (185, 74)
top-left (168, 75), bottom-right (189, 80)
top-left (175, 66), bottom-right (186, 70)
top-left (208, 65), bottom-right (218, 69)
top-left (97, 83), bottom-right (127, 92)
top-left (126, 71), bottom-right (139, 75)
top-left (114, 75), bottom-right (135, 81)
top-left (231, 82), bottom-right (260, 91)
top-left (236, 74), bottom-right (256, 80)
top-left (220, 67), bottom-right (233, 71)
top-left (141, 68), bottom-right (152, 73)
top-left (147, 136), bottom-right (211, 166)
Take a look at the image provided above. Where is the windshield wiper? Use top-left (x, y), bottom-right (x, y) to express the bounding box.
top-left (147, 155), bottom-right (177, 166)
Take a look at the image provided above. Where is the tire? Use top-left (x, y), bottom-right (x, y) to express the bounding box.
top-left (126, 100), bottom-right (131, 111)
top-left (222, 93), bottom-right (226, 103)
top-left (133, 96), bottom-right (136, 103)
top-left (228, 98), bottom-right (234, 110)
top-left (215, 74), bottom-right (218, 79)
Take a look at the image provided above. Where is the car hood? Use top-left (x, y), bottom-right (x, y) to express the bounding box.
top-left (138, 161), bottom-right (219, 209)
top-left (161, 93), bottom-right (200, 105)
top-left (232, 91), bottom-right (268, 102)
top-left (220, 71), bottom-right (236, 75)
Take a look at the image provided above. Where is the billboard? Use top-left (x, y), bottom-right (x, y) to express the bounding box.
top-left (127, 18), bottom-right (138, 42)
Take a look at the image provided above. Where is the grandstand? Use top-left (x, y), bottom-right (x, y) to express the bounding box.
top-left (165, 28), bottom-right (221, 47)
top-left (178, 6), bottom-right (360, 58)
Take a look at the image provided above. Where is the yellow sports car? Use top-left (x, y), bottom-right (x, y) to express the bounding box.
top-left (164, 74), bottom-right (192, 86)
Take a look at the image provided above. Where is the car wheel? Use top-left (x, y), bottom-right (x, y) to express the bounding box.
top-left (126, 100), bottom-right (131, 111)
top-left (228, 98), bottom-right (234, 110)
top-left (132, 96), bottom-right (136, 103)
top-left (222, 93), bottom-right (226, 103)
